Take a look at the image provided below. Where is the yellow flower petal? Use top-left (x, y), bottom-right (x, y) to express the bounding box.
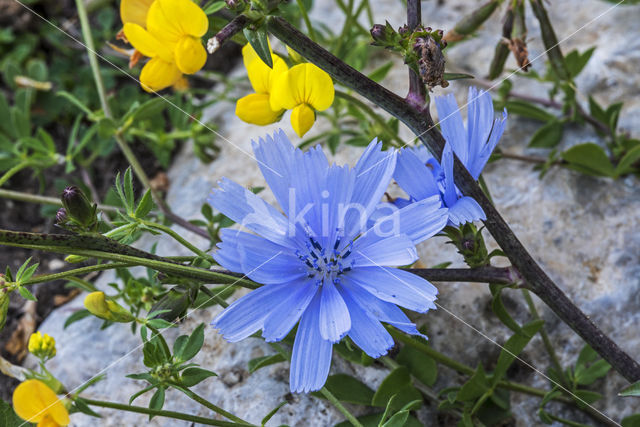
top-left (120, 0), bottom-right (154, 27)
top-left (242, 40), bottom-right (273, 70)
top-left (246, 54), bottom-right (288, 94)
top-left (158, 0), bottom-right (208, 37)
top-left (123, 23), bottom-right (174, 62)
top-left (174, 36), bottom-right (206, 74)
top-left (140, 57), bottom-right (182, 92)
top-left (270, 63), bottom-right (334, 111)
top-left (290, 103), bottom-right (315, 137)
top-left (13, 380), bottom-right (69, 426)
top-left (236, 93), bottom-right (284, 125)
top-left (146, 0), bottom-right (181, 43)
top-left (38, 415), bottom-right (61, 427)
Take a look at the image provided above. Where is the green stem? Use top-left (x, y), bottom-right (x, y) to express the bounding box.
top-left (320, 387), bottom-right (364, 427)
top-left (296, 0), bottom-right (317, 42)
top-left (170, 383), bottom-right (253, 425)
top-left (386, 327), bottom-right (474, 376)
top-left (140, 219), bottom-right (213, 261)
top-left (82, 398), bottom-right (246, 426)
top-left (335, 90), bottom-right (404, 147)
top-left (0, 162), bottom-right (32, 188)
top-left (521, 289), bottom-right (565, 381)
top-left (22, 262), bottom-right (132, 286)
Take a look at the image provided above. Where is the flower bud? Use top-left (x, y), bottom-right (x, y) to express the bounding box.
top-left (55, 208), bottom-right (68, 225)
top-left (61, 186), bottom-right (97, 230)
top-left (28, 331), bottom-right (57, 360)
top-left (149, 288), bottom-right (193, 322)
top-left (225, 0), bottom-right (246, 11)
top-left (370, 24), bottom-right (385, 40)
top-left (84, 291), bottom-right (135, 323)
top-left (444, 224), bottom-right (489, 268)
top-left (370, 21), bottom-right (399, 48)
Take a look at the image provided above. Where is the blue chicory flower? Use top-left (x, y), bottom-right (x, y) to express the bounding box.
top-left (394, 86), bottom-right (507, 225)
top-left (208, 130), bottom-right (448, 393)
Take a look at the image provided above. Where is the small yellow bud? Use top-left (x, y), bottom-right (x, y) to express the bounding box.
top-left (84, 291), bottom-right (135, 323)
top-left (28, 331), bottom-right (57, 360)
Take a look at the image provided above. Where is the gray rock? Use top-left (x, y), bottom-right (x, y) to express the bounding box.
top-left (28, 0), bottom-right (640, 425)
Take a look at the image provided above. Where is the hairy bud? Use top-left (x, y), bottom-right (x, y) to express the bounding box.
top-left (61, 186), bottom-right (97, 230)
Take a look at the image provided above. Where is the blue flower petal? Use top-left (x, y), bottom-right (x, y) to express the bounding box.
top-left (208, 178), bottom-right (293, 246)
top-left (342, 280), bottom-right (426, 338)
top-left (346, 267), bottom-right (437, 313)
top-left (227, 230), bottom-right (306, 284)
top-left (395, 148), bottom-right (439, 200)
top-left (212, 282), bottom-right (291, 342)
top-left (441, 143), bottom-right (459, 208)
top-left (351, 234), bottom-right (417, 267)
top-left (212, 238), bottom-right (243, 273)
top-left (319, 280), bottom-right (351, 342)
top-left (262, 279), bottom-right (319, 342)
top-left (448, 196), bottom-right (486, 226)
top-left (369, 195), bottom-right (448, 245)
top-left (435, 93), bottom-right (468, 166)
top-left (290, 293), bottom-right (333, 393)
top-left (339, 285), bottom-right (394, 358)
top-left (251, 130), bottom-right (296, 211)
top-left (343, 139), bottom-right (396, 238)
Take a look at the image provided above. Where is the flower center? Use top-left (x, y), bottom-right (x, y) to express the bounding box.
top-left (295, 232), bottom-right (354, 285)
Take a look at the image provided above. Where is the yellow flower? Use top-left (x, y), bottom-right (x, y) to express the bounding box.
top-left (236, 43), bottom-right (289, 126)
top-left (13, 380), bottom-right (70, 427)
top-left (123, 0), bottom-right (208, 91)
top-left (84, 291), bottom-right (135, 323)
top-left (270, 63), bottom-right (335, 137)
top-left (28, 332), bottom-right (57, 360)
top-left (120, 0), bottom-right (154, 27)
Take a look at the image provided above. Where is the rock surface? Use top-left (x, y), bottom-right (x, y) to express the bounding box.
top-left (29, 0), bottom-right (640, 425)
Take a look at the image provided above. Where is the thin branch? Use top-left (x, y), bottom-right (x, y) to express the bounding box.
top-left (405, 0), bottom-right (428, 110)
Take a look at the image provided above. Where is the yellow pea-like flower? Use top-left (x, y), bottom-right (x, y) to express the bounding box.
top-left (235, 43), bottom-right (289, 126)
top-left (28, 332), bottom-right (57, 360)
top-left (13, 380), bottom-right (70, 427)
top-left (123, 0), bottom-right (208, 91)
top-left (120, 0), bottom-right (154, 27)
top-left (84, 291), bottom-right (135, 323)
top-left (270, 63), bottom-right (335, 137)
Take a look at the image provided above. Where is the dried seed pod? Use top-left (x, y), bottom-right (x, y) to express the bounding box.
top-left (415, 36), bottom-right (448, 89)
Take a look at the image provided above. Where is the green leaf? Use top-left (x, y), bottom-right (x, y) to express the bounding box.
top-left (371, 367), bottom-right (422, 411)
top-left (442, 72), bottom-right (475, 81)
top-left (0, 399), bottom-right (23, 427)
top-left (73, 398), bottom-right (102, 417)
top-left (56, 90), bottom-right (93, 115)
top-left (575, 359), bottom-right (610, 385)
top-left (619, 381), bottom-right (640, 397)
top-left (130, 98), bottom-right (166, 122)
top-left (457, 364), bottom-right (489, 401)
top-left (149, 386), bottom-right (165, 412)
top-left (615, 144), bottom-right (640, 176)
top-left (335, 412), bottom-right (423, 427)
top-left (18, 286), bottom-right (37, 301)
top-left (261, 401), bottom-right (287, 427)
top-left (180, 367), bottom-right (217, 387)
top-left (312, 374), bottom-right (374, 405)
top-left (573, 389), bottom-right (602, 408)
top-left (248, 353), bottom-right (286, 373)
top-left (491, 320), bottom-right (543, 386)
top-left (135, 190), bottom-right (154, 218)
top-left (202, 1), bottom-right (226, 14)
top-left (64, 309), bottom-right (91, 329)
top-left (528, 120), bottom-right (563, 148)
top-left (562, 143), bottom-right (616, 177)
top-left (622, 414), bottom-right (640, 427)
top-left (129, 384), bottom-right (156, 405)
top-left (97, 118), bottom-right (118, 139)
top-left (397, 344), bottom-right (438, 387)
top-left (123, 168), bottom-right (135, 210)
top-left (175, 323), bottom-right (205, 362)
top-left (367, 62), bottom-right (393, 82)
top-left (489, 284), bottom-right (523, 335)
top-left (576, 344), bottom-right (599, 367)
top-left (504, 100), bottom-right (555, 122)
top-left (565, 47), bottom-right (595, 78)
top-left (243, 27), bottom-right (273, 68)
